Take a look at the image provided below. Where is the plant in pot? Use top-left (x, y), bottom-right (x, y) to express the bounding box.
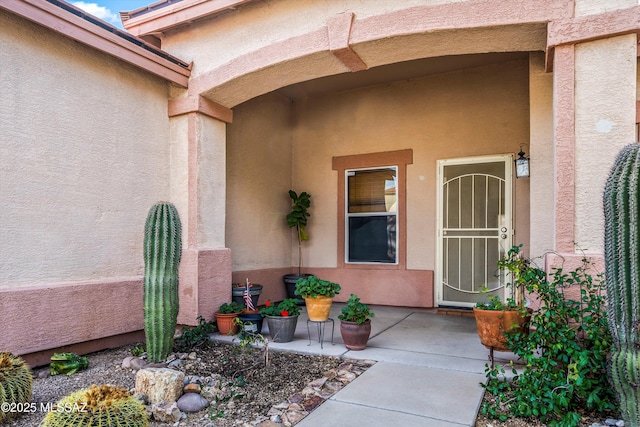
top-left (260, 298), bottom-right (301, 343)
top-left (283, 190), bottom-right (311, 304)
top-left (232, 280), bottom-right (263, 311)
top-left (338, 294), bottom-right (375, 351)
top-left (294, 275), bottom-right (341, 321)
top-left (215, 302), bottom-right (244, 336)
top-left (473, 245), bottom-right (533, 366)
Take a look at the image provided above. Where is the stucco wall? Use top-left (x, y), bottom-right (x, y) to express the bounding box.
top-left (529, 53), bottom-right (555, 257)
top-left (0, 10), bottom-right (171, 357)
top-left (226, 58), bottom-right (530, 307)
top-left (292, 59), bottom-right (530, 271)
top-left (226, 93), bottom-right (294, 271)
top-left (162, 0), bottom-right (468, 78)
top-left (0, 10), bottom-right (171, 286)
top-left (574, 35), bottom-right (638, 253)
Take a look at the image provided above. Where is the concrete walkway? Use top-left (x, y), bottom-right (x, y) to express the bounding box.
top-left (217, 305), bottom-right (519, 427)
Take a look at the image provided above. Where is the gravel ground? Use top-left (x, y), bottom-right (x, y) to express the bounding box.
top-left (5, 342), bottom-right (343, 427)
top-left (4, 341), bottom-right (620, 427)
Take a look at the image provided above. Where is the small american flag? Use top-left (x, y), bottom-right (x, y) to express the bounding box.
top-left (243, 278), bottom-right (255, 310)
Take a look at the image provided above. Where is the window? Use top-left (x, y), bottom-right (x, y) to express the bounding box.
top-left (333, 149), bottom-right (412, 269)
top-left (346, 167), bottom-right (397, 263)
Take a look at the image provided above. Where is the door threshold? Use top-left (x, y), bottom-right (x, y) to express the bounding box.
top-left (437, 306), bottom-right (475, 318)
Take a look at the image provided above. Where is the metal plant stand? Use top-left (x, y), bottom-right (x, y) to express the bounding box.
top-left (307, 318), bottom-right (334, 349)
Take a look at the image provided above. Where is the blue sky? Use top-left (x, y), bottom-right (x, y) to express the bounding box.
top-left (72, 1), bottom-right (154, 28)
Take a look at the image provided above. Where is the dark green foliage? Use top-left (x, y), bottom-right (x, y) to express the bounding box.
top-left (143, 202), bottom-right (182, 362)
top-left (481, 247), bottom-right (615, 426)
top-left (41, 384), bottom-right (148, 427)
top-left (259, 298), bottom-right (301, 317)
top-left (338, 294), bottom-right (375, 324)
top-left (286, 190), bottom-right (311, 276)
top-left (174, 316), bottom-right (216, 352)
top-left (294, 275), bottom-right (341, 298)
top-left (286, 190), bottom-right (311, 241)
top-left (0, 352), bottom-right (32, 423)
top-left (218, 302), bottom-right (244, 314)
top-left (604, 143), bottom-right (640, 426)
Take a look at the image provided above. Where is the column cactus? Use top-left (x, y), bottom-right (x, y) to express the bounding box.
top-left (604, 143), bottom-right (640, 425)
top-left (143, 202), bottom-right (182, 362)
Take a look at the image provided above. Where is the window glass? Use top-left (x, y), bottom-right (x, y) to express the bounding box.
top-left (346, 167), bottom-right (397, 263)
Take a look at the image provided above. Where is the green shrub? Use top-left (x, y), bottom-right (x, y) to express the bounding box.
top-left (481, 247), bottom-right (615, 427)
top-left (218, 302), bottom-right (244, 314)
top-left (294, 276), bottom-right (341, 298)
top-left (338, 294), bottom-right (375, 324)
top-left (174, 316), bottom-right (216, 352)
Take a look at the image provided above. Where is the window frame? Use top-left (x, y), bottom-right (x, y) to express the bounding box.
top-left (345, 166), bottom-right (399, 265)
top-left (332, 149), bottom-right (413, 270)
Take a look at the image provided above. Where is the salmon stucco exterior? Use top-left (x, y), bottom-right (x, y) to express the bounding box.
top-left (1, 0), bottom-right (638, 365)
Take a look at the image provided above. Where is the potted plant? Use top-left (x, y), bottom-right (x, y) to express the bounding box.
top-left (260, 299), bottom-right (301, 343)
top-left (215, 302), bottom-right (244, 335)
top-left (295, 275), bottom-right (341, 321)
top-left (338, 294), bottom-right (375, 350)
top-left (473, 245), bottom-right (532, 366)
top-left (283, 190), bottom-right (312, 303)
top-left (232, 280), bottom-right (263, 311)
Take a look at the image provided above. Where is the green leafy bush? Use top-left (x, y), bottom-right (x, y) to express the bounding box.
top-left (174, 316), bottom-right (216, 352)
top-left (259, 299), bottom-right (301, 317)
top-left (338, 294), bottom-right (375, 324)
top-left (295, 275), bottom-right (341, 298)
top-left (481, 247), bottom-right (615, 427)
top-left (218, 302), bottom-right (244, 314)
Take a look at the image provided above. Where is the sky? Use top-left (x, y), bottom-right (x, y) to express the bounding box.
top-left (71, 1), bottom-right (155, 28)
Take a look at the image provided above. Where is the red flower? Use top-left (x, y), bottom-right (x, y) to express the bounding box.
top-left (281, 310), bottom-right (289, 317)
top-left (265, 301), bottom-right (271, 307)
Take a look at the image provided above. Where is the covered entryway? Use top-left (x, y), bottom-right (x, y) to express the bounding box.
top-left (436, 155), bottom-right (513, 308)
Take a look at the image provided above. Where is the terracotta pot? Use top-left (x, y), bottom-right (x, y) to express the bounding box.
top-left (473, 308), bottom-right (530, 352)
top-left (215, 312), bottom-right (240, 335)
top-left (265, 315), bottom-right (298, 343)
top-left (304, 296), bottom-right (334, 321)
top-left (340, 319), bottom-right (372, 351)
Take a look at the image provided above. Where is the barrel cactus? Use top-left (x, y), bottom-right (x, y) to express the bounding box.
top-left (40, 384), bottom-right (148, 427)
top-left (0, 352), bottom-right (33, 423)
top-left (604, 143), bottom-right (640, 425)
top-left (143, 202), bottom-right (182, 362)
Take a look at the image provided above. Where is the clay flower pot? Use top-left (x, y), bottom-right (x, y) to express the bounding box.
top-left (340, 319), bottom-right (372, 351)
top-left (304, 296), bottom-right (334, 321)
top-left (473, 308), bottom-right (530, 352)
top-left (215, 312), bottom-right (240, 335)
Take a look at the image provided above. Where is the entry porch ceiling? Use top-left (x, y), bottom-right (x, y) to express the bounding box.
top-left (275, 51), bottom-right (530, 101)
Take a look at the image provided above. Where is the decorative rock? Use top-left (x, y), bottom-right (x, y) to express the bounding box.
top-left (130, 357), bottom-right (147, 370)
top-left (38, 370), bottom-right (50, 379)
top-left (150, 401), bottom-right (182, 423)
top-left (177, 392), bottom-right (209, 413)
top-left (188, 352), bottom-right (197, 360)
top-left (184, 383), bottom-right (202, 394)
top-left (257, 420), bottom-right (281, 427)
top-left (282, 409), bottom-right (308, 426)
top-left (135, 367), bottom-right (185, 404)
top-left (168, 359), bottom-right (183, 368)
top-left (606, 420), bottom-right (620, 426)
top-left (617, 421), bottom-right (625, 427)
top-left (122, 356), bottom-right (134, 368)
top-left (270, 414), bottom-right (282, 423)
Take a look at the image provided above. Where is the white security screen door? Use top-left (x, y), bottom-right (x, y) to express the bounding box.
top-left (436, 155), bottom-right (513, 307)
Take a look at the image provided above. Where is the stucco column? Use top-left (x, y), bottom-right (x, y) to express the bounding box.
top-left (169, 96), bottom-right (233, 325)
top-left (549, 34), bottom-right (637, 270)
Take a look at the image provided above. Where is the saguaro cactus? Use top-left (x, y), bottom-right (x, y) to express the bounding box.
top-left (604, 143), bottom-right (640, 426)
top-left (143, 202), bottom-right (182, 362)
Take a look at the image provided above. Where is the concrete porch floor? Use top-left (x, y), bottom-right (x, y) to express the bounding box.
top-left (214, 304), bottom-right (520, 426)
